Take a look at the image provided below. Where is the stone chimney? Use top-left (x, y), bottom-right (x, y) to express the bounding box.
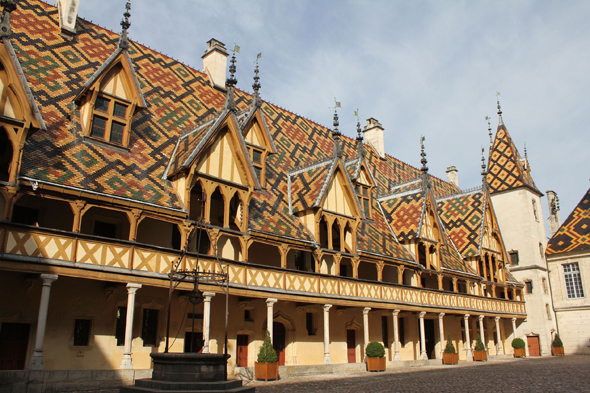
top-left (202, 39), bottom-right (229, 90)
top-left (363, 118), bottom-right (385, 158)
top-left (445, 166), bottom-right (459, 188)
top-left (56, 0), bottom-right (80, 39)
top-left (546, 190), bottom-right (561, 237)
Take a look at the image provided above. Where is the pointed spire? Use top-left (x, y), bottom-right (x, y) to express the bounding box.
top-left (118, 1), bottom-right (131, 49)
top-left (420, 136), bottom-right (430, 189)
top-left (481, 147), bottom-right (489, 191)
top-left (496, 95), bottom-right (504, 127)
top-left (252, 53), bottom-right (262, 107)
top-left (224, 45), bottom-right (238, 111)
top-left (0, 0), bottom-right (17, 38)
top-left (486, 115), bottom-right (492, 145)
top-left (332, 105), bottom-right (343, 158)
top-left (355, 110), bottom-right (365, 157)
top-left (523, 142), bottom-right (529, 171)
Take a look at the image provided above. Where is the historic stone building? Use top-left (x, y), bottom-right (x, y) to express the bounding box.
top-left (0, 0), bottom-right (527, 375)
top-left (546, 187), bottom-right (590, 355)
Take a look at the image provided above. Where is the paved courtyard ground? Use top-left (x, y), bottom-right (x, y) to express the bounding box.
top-left (247, 355), bottom-right (590, 393)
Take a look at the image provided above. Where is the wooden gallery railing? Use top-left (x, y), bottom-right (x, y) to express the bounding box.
top-left (0, 223), bottom-right (526, 315)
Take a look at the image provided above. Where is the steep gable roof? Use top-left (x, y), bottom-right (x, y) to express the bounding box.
top-left (547, 187), bottom-right (590, 255)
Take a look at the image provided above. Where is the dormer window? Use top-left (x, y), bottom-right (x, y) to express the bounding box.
top-left (247, 144), bottom-right (266, 185)
top-left (356, 183), bottom-right (371, 218)
top-left (90, 95), bottom-right (130, 145)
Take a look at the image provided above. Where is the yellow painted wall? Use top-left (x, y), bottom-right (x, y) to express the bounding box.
top-left (196, 131), bottom-right (245, 186)
top-left (322, 172), bottom-right (354, 216)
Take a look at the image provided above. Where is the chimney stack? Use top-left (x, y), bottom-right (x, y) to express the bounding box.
top-left (56, 0), bottom-right (80, 39)
top-left (546, 190), bottom-right (561, 237)
top-left (202, 39), bottom-right (229, 91)
top-left (446, 166), bottom-right (459, 188)
top-left (363, 118), bottom-right (385, 158)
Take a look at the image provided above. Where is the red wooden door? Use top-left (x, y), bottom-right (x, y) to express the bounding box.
top-left (527, 336), bottom-right (541, 356)
top-left (273, 322), bottom-right (286, 366)
top-left (236, 335), bottom-right (248, 367)
top-left (0, 323), bottom-right (30, 370)
top-left (347, 329), bottom-right (356, 363)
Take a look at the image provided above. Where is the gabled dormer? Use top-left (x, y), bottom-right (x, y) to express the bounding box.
top-left (352, 160), bottom-right (375, 219)
top-left (478, 192), bottom-right (508, 283)
top-left (241, 107), bottom-right (276, 187)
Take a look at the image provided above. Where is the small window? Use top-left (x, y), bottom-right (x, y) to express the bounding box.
top-left (89, 95), bottom-right (130, 145)
top-left (95, 97), bottom-right (109, 112)
top-left (142, 309), bottom-right (159, 347)
top-left (115, 307), bottom-right (127, 346)
top-left (542, 278), bottom-right (548, 294)
top-left (113, 102), bottom-right (127, 118)
top-left (563, 263), bottom-right (584, 299)
top-left (525, 281), bottom-right (533, 294)
top-left (356, 183), bottom-right (372, 218)
top-left (73, 319), bottom-right (91, 347)
top-left (532, 200), bottom-right (539, 221)
top-left (252, 150), bottom-right (262, 164)
top-left (90, 116), bottom-right (107, 139)
top-left (244, 309), bottom-right (253, 322)
top-left (509, 251), bottom-right (519, 266)
top-left (306, 312), bottom-right (315, 336)
top-left (545, 304), bottom-right (552, 320)
top-left (381, 315), bottom-right (389, 348)
top-left (539, 243), bottom-right (544, 258)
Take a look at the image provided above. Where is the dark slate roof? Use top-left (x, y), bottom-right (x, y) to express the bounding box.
top-left (547, 187), bottom-right (590, 255)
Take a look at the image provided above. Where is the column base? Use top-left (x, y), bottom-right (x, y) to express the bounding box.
top-left (419, 352), bottom-right (428, 360)
top-left (322, 354), bottom-right (332, 364)
top-left (120, 354), bottom-right (133, 369)
top-left (465, 349), bottom-right (474, 361)
top-left (394, 352), bottom-right (401, 360)
top-left (497, 346), bottom-right (504, 355)
top-left (29, 352), bottom-right (44, 370)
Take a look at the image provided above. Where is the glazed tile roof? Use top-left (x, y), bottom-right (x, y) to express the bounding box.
top-left (440, 227), bottom-right (477, 275)
top-left (437, 189), bottom-right (484, 258)
top-left (547, 187), bottom-right (590, 255)
top-left (289, 160), bottom-right (333, 214)
top-left (379, 187), bottom-right (425, 242)
top-left (487, 124), bottom-right (540, 195)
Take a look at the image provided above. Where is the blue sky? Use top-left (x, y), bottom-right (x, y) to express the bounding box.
top-left (78, 0), bottom-right (590, 234)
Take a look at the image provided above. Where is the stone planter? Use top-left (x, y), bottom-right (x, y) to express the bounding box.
top-left (513, 348), bottom-right (526, 358)
top-left (443, 353), bottom-right (459, 365)
top-left (255, 361), bottom-right (279, 381)
top-left (553, 347), bottom-right (564, 356)
top-left (366, 356), bottom-right (386, 372)
top-left (473, 350), bottom-right (487, 361)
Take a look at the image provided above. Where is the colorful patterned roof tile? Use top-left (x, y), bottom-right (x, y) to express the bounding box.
top-left (379, 189), bottom-right (425, 241)
top-left (289, 160), bottom-right (333, 214)
top-left (487, 125), bottom-right (540, 195)
top-left (547, 187), bottom-right (590, 255)
top-left (437, 190), bottom-right (484, 258)
top-left (440, 228), bottom-right (477, 275)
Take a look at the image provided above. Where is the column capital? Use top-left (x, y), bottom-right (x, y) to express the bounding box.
top-left (266, 298), bottom-right (278, 306)
top-left (40, 274), bottom-right (58, 286)
top-left (126, 282), bottom-right (142, 294)
top-left (511, 317), bottom-right (517, 322)
top-left (323, 304), bottom-right (332, 311)
top-left (419, 311), bottom-right (426, 318)
top-left (494, 316), bottom-right (501, 322)
top-left (363, 307), bottom-right (371, 315)
top-left (478, 315), bottom-right (485, 321)
top-left (392, 309), bottom-right (400, 317)
top-left (438, 312), bottom-right (445, 319)
top-left (203, 292), bottom-right (216, 302)
top-left (463, 313), bottom-right (470, 320)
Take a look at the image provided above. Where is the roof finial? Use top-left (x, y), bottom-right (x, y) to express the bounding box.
top-left (224, 43), bottom-right (239, 111)
top-left (332, 99), bottom-right (342, 158)
top-left (118, 1), bottom-right (131, 49)
top-left (355, 109), bottom-right (365, 157)
top-left (485, 115), bottom-right (492, 145)
top-left (0, 0), bottom-right (17, 38)
top-left (481, 147), bottom-right (489, 190)
top-left (420, 135), bottom-right (428, 173)
top-left (496, 92), bottom-right (504, 126)
top-left (523, 142), bottom-right (529, 171)
top-left (252, 53), bottom-right (262, 107)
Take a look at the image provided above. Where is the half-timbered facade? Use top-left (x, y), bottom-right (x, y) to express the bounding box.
top-left (0, 0), bottom-right (526, 374)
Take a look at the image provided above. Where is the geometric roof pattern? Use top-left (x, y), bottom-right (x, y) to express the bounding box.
top-left (547, 187), bottom-right (590, 255)
top-left (379, 189), bottom-right (425, 242)
top-left (487, 123), bottom-right (540, 195)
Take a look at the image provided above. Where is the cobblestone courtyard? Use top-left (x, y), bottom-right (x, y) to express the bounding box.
top-left (248, 356), bottom-right (590, 393)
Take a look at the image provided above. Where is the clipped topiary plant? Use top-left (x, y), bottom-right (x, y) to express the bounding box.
top-left (444, 335), bottom-right (456, 354)
top-left (474, 334), bottom-right (485, 351)
top-left (366, 341), bottom-right (385, 358)
top-left (511, 338), bottom-right (526, 349)
top-left (552, 334), bottom-right (563, 348)
top-left (257, 330), bottom-right (278, 363)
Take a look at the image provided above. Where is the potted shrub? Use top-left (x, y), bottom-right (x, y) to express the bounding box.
top-left (512, 338), bottom-right (526, 358)
top-left (365, 341), bottom-right (386, 372)
top-left (473, 334), bottom-right (487, 361)
top-left (552, 334), bottom-right (564, 356)
top-left (442, 335), bottom-right (458, 365)
top-left (255, 331), bottom-right (279, 381)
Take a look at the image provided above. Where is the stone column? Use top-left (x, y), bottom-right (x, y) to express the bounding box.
top-left (266, 298), bottom-right (277, 343)
top-left (363, 307), bottom-right (371, 359)
top-left (29, 274), bottom-right (58, 370)
top-left (392, 309), bottom-right (401, 360)
top-left (495, 316), bottom-right (503, 355)
top-left (120, 283), bottom-right (142, 369)
top-left (202, 292), bottom-right (216, 353)
top-left (464, 314), bottom-right (473, 361)
top-left (438, 313), bottom-right (445, 359)
top-left (478, 315), bottom-right (486, 349)
top-left (511, 317), bottom-right (517, 338)
top-left (419, 311), bottom-right (428, 360)
top-left (323, 304), bottom-right (332, 364)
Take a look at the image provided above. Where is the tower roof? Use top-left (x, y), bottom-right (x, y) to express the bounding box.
top-left (547, 187), bottom-right (590, 255)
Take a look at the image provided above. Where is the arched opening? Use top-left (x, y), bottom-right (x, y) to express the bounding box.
top-left (189, 182), bottom-right (204, 221)
top-left (136, 218), bottom-right (180, 249)
top-left (0, 128), bottom-right (12, 182)
top-left (429, 245), bottom-right (437, 269)
top-left (478, 258), bottom-right (486, 279)
top-left (331, 220), bottom-right (341, 251)
top-left (272, 322), bottom-right (286, 366)
top-left (228, 193), bottom-right (241, 231)
top-left (358, 261), bottom-right (377, 281)
top-left (490, 255), bottom-right (497, 282)
top-left (286, 249), bottom-right (313, 272)
top-left (457, 279), bottom-right (468, 294)
top-left (343, 222), bottom-right (353, 252)
top-left (339, 257), bottom-right (353, 277)
top-left (187, 227), bottom-right (210, 254)
top-left (248, 241), bottom-right (281, 268)
top-left (80, 207), bottom-right (130, 241)
top-left (403, 269), bottom-right (414, 286)
top-left (442, 276), bottom-right (453, 291)
top-left (12, 195), bottom-right (73, 231)
top-left (217, 234), bottom-right (241, 261)
top-left (209, 187), bottom-right (224, 227)
top-left (382, 264), bottom-right (398, 284)
top-left (319, 217), bottom-right (328, 249)
top-left (418, 243), bottom-right (427, 266)
top-left (320, 254), bottom-right (335, 275)
top-left (420, 272), bottom-right (438, 290)
top-left (484, 254), bottom-right (491, 281)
